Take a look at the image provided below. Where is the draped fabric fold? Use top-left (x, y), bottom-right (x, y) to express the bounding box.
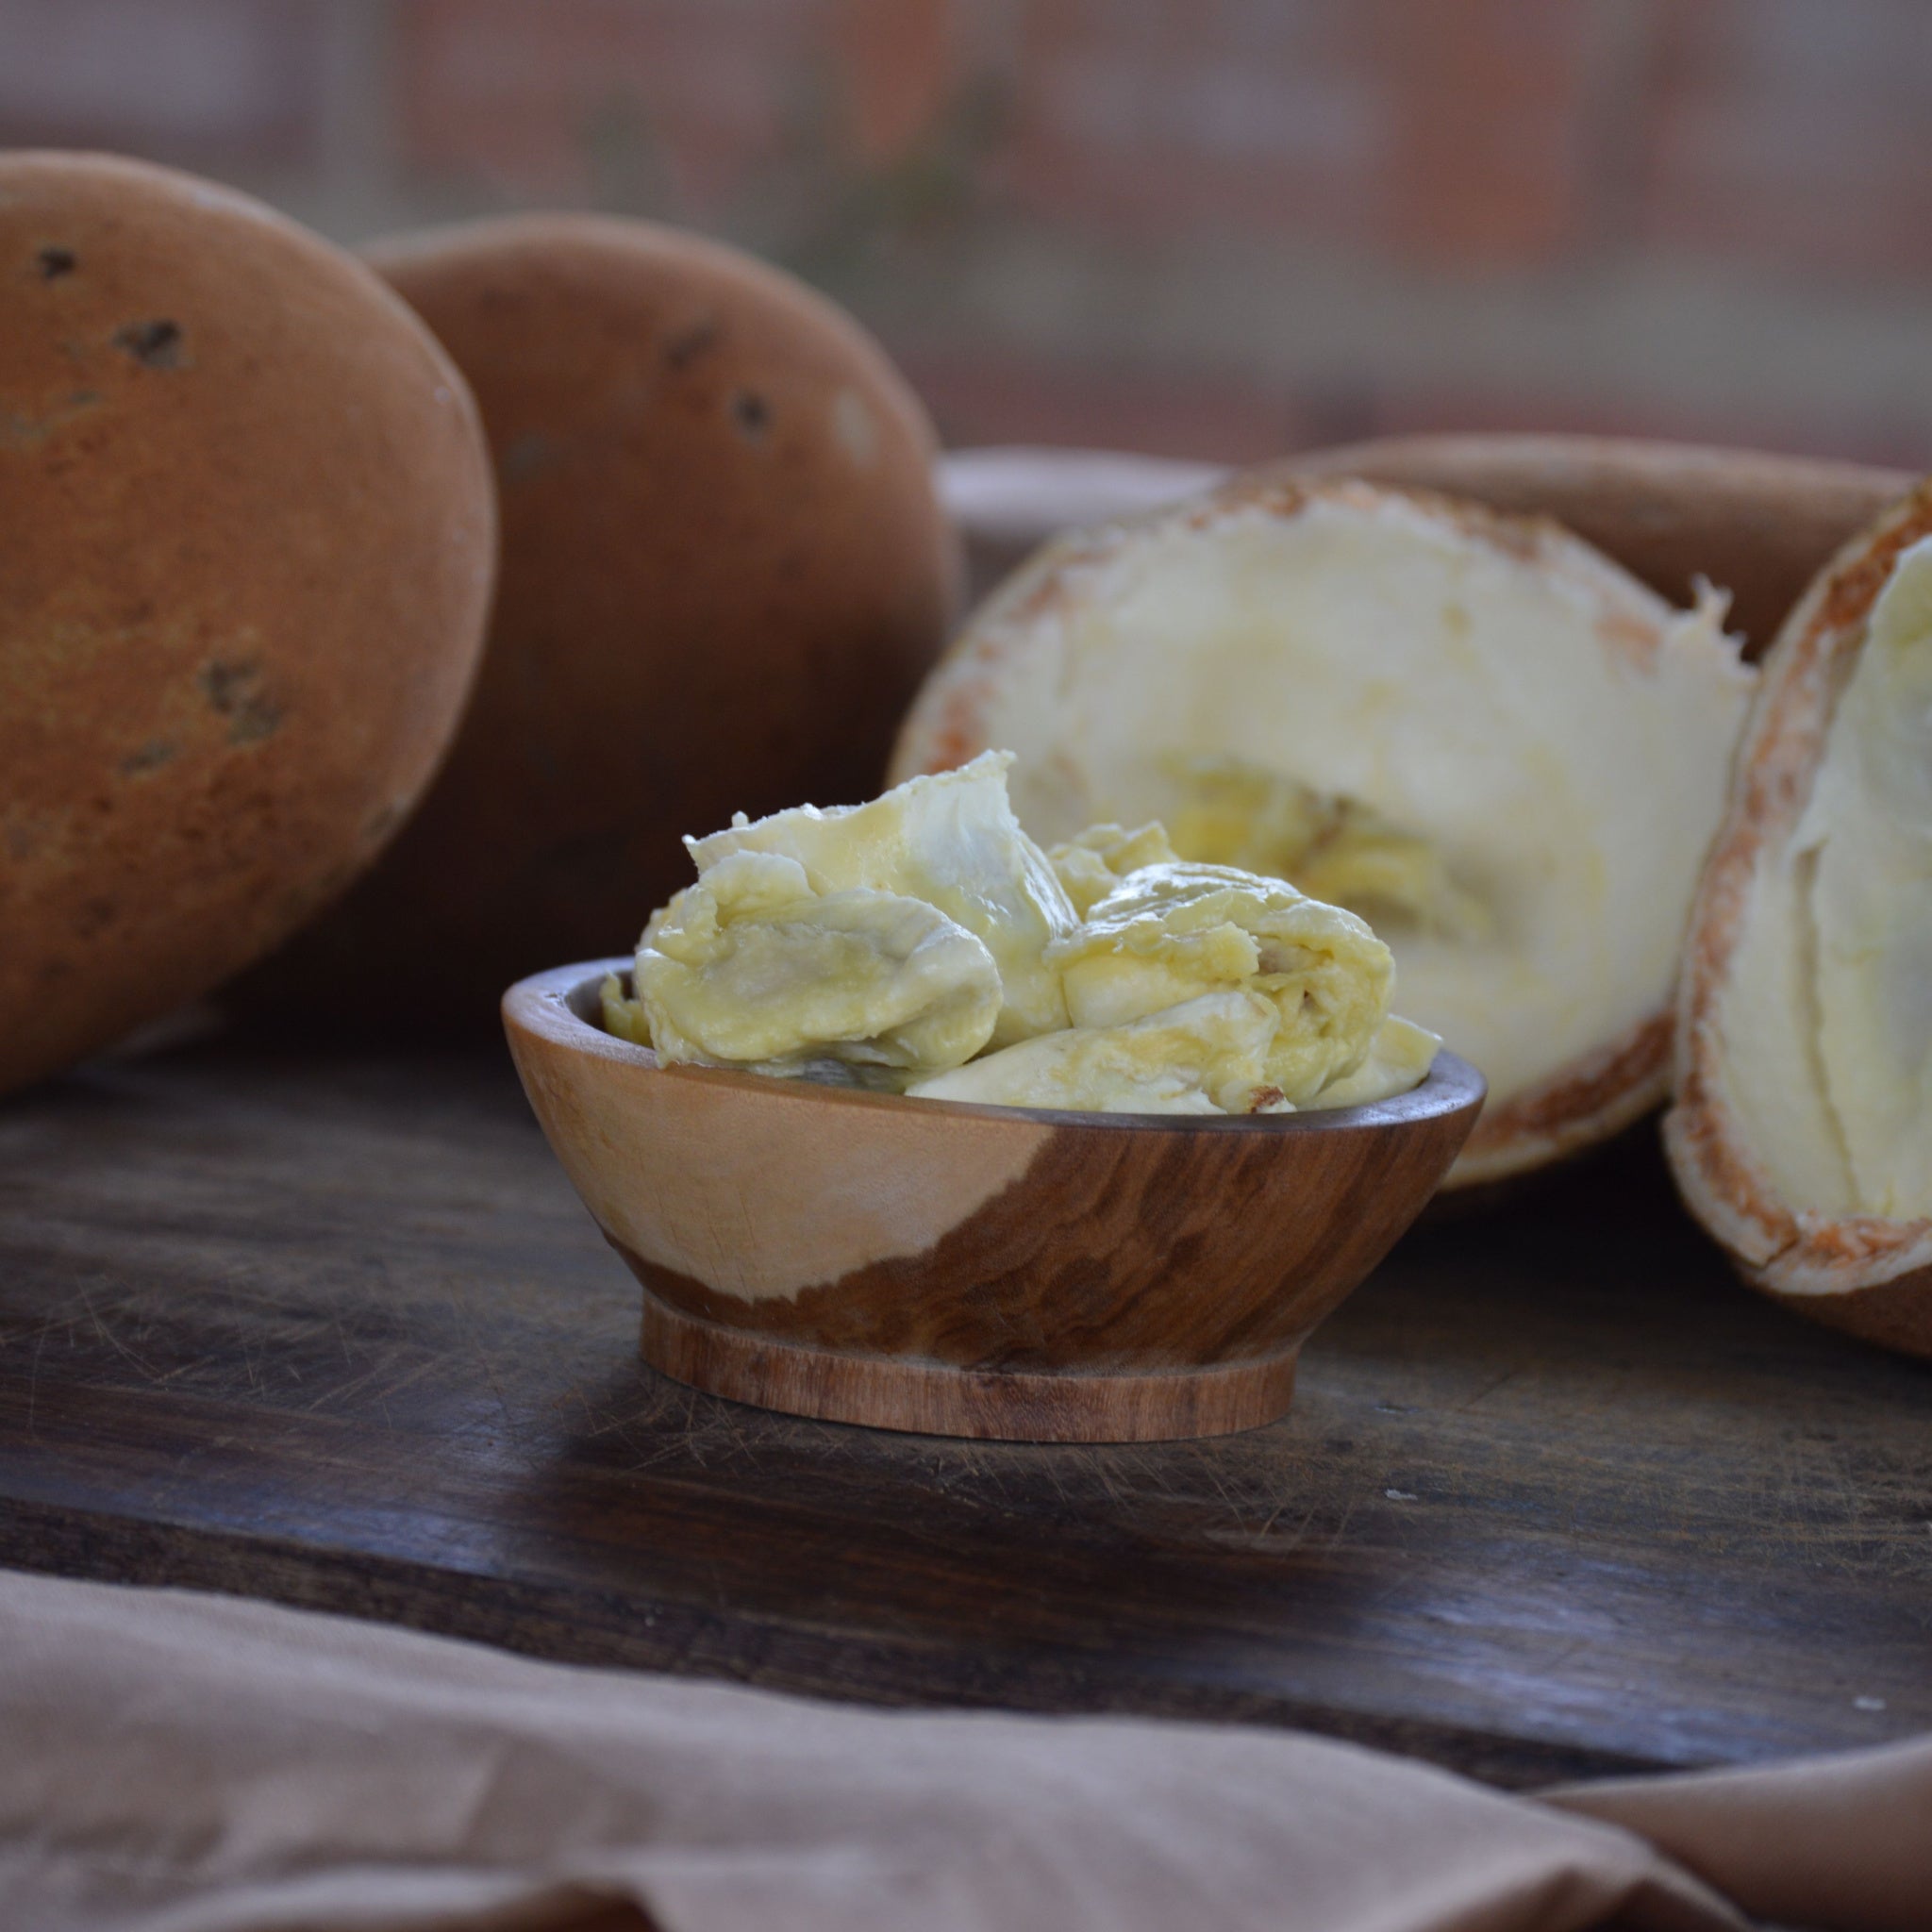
top-left (1, 1567), bottom-right (1919, 1932)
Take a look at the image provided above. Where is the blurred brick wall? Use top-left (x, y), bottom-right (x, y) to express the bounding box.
top-left (6, 0), bottom-right (1932, 468)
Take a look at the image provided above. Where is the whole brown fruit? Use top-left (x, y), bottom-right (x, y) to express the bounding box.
top-left (254, 213), bottom-right (959, 1025)
top-left (0, 153), bottom-right (494, 1097)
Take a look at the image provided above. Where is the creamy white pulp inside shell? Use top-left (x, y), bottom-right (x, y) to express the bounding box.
top-left (963, 494), bottom-right (1755, 1109)
top-left (1716, 537), bottom-right (1932, 1224)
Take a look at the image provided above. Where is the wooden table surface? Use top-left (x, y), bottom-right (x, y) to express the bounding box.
top-left (3, 1037), bottom-right (1928, 1789)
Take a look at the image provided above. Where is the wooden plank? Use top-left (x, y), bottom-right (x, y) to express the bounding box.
top-left (1, 1041), bottom-right (1928, 1790)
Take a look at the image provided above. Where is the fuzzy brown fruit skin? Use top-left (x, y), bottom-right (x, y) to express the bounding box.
top-left (0, 152), bottom-right (495, 1098)
top-left (1666, 477), bottom-right (1932, 1360)
top-left (249, 214), bottom-right (959, 1027)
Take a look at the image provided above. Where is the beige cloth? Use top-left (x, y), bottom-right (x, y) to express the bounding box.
top-left (1551, 1746), bottom-right (1932, 1932)
top-left (0, 1568), bottom-right (1922, 1932)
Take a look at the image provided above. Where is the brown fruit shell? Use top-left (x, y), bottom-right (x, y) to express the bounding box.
top-left (1269, 434), bottom-right (1910, 658)
top-left (891, 473), bottom-right (1735, 1189)
top-left (245, 213), bottom-right (960, 1027)
top-left (0, 152), bottom-right (495, 1096)
top-left (1665, 477), bottom-right (1932, 1357)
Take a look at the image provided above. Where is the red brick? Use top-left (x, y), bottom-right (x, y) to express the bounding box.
top-left (0, 0), bottom-right (326, 164)
top-left (401, 0), bottom-right (1607, 267)
top-left (1369, 0), bottom-right (1596, 265)
top-left (1640, 0), bottom-right (1932, 280)
top-left (1001, 0), bottom-right (1595, 266)
top-left (397, 0), bottom-right (823, 207)
top-left (833, 0), bottom-right (957, 163)
top-left (1001, 0), bottom-right (1381, 241)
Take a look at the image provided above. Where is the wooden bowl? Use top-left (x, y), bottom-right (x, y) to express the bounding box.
top-left (504, 959), bottom-right (1486, 1442)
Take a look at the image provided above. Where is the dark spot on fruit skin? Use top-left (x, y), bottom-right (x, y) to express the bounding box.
top-left (114, 319), bottom-right (183, 369)
top-left (198, 659), bottom-right (283, 744)
top-left (663, 316), bottom-right (722, 369)
top-left (200, 659), bottom-right (259, 710)
top-left (120, 740), bottom-right (178, 776)
top-left (226, 697), bottom-right (283, 744)
top-left (0, 391), bottom-right (101, 450)
top-left (36, 246), bottom-right (76, 279)
top-left (730, 390), bottom-right (771, 441)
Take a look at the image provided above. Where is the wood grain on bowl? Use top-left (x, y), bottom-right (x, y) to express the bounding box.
top-left (504, 961), bottom-right (1485, 1441)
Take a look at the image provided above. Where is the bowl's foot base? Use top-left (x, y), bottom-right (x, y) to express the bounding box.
top-left (639, 1293), bottom-right (1299, 1442)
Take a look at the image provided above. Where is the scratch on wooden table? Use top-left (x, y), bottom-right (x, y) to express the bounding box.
top-left (5, 1043), bottom-right (1931, 1786)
